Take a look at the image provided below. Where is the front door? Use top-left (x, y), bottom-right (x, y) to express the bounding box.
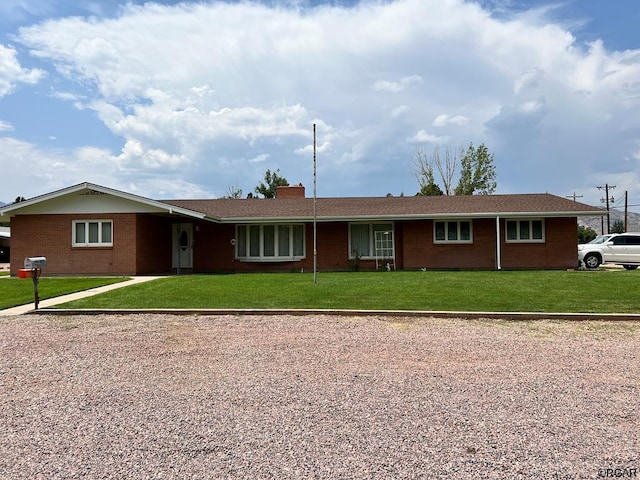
top-left (172, 223), bottom-right (193, 271)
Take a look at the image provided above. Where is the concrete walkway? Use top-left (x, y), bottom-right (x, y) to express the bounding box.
top-left (0, 276), bottom-right (163, 316)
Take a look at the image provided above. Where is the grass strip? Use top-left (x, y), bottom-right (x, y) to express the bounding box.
top-left (54, 270), bottom-right (640, 314)
top-left (0, 277), bottom-right (129, 310)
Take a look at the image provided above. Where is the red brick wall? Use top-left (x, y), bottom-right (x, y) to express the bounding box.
top-left (275, 185), bottom-right (305, 198)
top-left (500, 217), bottom-right (577, 269)
top-left (194, 222), bottom-right (351, 273)
top-left (401, 219), bottom-right (497, 269)
top-left (135, 215), bottom-right (173, 274)
top-left (10, 213), bottom-right (140, 276)
top-left (9, 214), bottom-right (579, 275)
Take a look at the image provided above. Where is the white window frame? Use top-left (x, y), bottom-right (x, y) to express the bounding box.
top-left (349, 223), bottom-right (394, 259)
top-left (505, 218), bottom-right (545, 243)
top-left (235, 224), bottom-right (305, 261)
top-left (433, 220), bottom-right (473, 244)
top-left (72, 220), bottom-right (113, 247)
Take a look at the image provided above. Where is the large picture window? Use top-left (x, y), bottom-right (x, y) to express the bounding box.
top-left (349, 223), bottom-right (394, 258)
top-left (236, 224), bottom-right (305, 261)
top-left (72, 220), bottom-right (113, 247)
top-left (506, 219), bottom-right (544, 243)
top-left (434, 220), bottom-right (472, 243)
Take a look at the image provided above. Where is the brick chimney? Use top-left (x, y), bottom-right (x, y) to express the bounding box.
top-left (276, 184), bottom-right (305, 198)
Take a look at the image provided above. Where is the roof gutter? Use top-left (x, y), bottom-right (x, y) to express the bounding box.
top-left (220, 210), bottom-right (607, 224)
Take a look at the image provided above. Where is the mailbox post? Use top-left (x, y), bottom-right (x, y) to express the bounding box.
top-left (19, 257), bottom-right (47, 310)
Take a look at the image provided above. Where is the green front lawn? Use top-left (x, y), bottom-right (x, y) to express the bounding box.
top-left (54, 270), bottom-right (640, 314)
top-left (0, 277), bottom-right (129, 310)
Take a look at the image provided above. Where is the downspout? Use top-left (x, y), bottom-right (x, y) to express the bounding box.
top-left (495, 216), bottom-right (502, 270)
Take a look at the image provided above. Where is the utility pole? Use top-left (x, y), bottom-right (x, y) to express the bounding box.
top-left (624, 191), bottom-right (628, 233)
top-left (596, 184), bottom-right (616, 234)
top-left (566, 192), bottom-right (583, 202)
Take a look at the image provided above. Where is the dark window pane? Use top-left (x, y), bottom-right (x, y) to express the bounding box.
top-left (249, 226), bottom-right (261, 256)
top-left (75, 223), bottom-right (86, 244)
top-left (460, 221), bottom-right (470, 240)
top-left (532, 220), bottom-right (543, 240)
top-left (448, 222), bottom-right (458, 241)
top-left (350, 224), bottom-right (370, 256)
top-left (101, 222), bottom-right (112, 243)
top-left (88, 222), bottom-right (99, 243)
top-left (293, 225), bottom-right (304, 256)
top-left (278, 225), bottom-right (290, 256)
top-left (263, 225), bottom-right (275, 256)
top-left (237, 226), bottom-right (246, 257)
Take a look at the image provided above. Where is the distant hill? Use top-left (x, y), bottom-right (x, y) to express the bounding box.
top-left (0, 201), bottom-right (5, 207)
top-left (579, 208), bottom-right (640, 234)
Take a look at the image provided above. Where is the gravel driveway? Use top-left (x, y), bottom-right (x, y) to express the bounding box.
top-left (1, 314), bottom-right (638, 479)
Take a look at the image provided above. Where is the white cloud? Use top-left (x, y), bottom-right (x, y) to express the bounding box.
top-left (433, 114), bottom-right (469, 127)
top-left (116, 140), bottom-right (188, 169)
top-left (372, 75), bottom-right (423, 93)
top-left (0, 120), bottom-right (14, 132)
top-left (514, 67), bottom-right (544, 94)
top-left (249, 153), bottom-right (271, 164)
top-left (0, 44), bottom-right (46, 97)
top-left (406, 130), bottom-right (448, 144)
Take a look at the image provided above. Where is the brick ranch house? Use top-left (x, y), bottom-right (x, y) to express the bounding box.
top-left (0, 182), bottom-right (605, 276)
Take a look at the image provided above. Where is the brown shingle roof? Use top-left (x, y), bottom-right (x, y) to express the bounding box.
top-left (163, 194), bottom-right (605, 223)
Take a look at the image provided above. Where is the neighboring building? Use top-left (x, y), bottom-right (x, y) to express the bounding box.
top-left (0, 182), bottom-right (606, 276)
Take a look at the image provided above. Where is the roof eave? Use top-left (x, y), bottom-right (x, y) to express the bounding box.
top-left (0, 182), bottom-right (210, 221)
top-left (219, 210), bottom-right (606, 223)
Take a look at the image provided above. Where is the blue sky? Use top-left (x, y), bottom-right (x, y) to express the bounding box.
top-left (1, 0), bottom-right (639, 211)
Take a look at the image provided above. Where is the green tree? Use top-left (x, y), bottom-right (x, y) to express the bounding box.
top-left (454, 143), bottom-right (497, 195)
top-left (577, 225), bottom-right (597, 244)
top-left (254, 169), bottom-right (289, 198)
top-left (414, 143), bottom-right (497, 196)
top-left (610, 219), bottom-right (625, 234)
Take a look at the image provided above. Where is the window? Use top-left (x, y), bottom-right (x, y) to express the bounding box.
top-left (506, 219), bottom-right (544, 243)
top-left (236, 224), bottom-right (305, 260)
top-left (349, 223), bottom-right (394, 258)
top-left (73, 220), bottom-right (113, 247)
top-left (434, 220), bottom-right (472, 243)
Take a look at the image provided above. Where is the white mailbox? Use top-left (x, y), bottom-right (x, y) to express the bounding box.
top-left (24, 256), bottom-right (47, 269)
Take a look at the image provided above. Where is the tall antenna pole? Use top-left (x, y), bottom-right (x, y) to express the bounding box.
top-left (313, 123), bottom-right (317, 284)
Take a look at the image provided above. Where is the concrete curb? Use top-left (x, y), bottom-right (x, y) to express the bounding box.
top-left (30, 308), bottom-right (640, 321)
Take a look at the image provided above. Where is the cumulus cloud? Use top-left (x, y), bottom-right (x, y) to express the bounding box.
top-left (0, 44), bottom-right (45, 97)
top-left (406, 130), bottom-right (448, 144)
top-left (433, 114), bottom-right (469, 127)
top-left (249, 153), bottom-right (270, 163)
top-left (372, 75), bottom-right (423, 93)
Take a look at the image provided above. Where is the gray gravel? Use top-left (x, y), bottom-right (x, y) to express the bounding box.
top-left (1, 314), bottom-right (638, 479)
